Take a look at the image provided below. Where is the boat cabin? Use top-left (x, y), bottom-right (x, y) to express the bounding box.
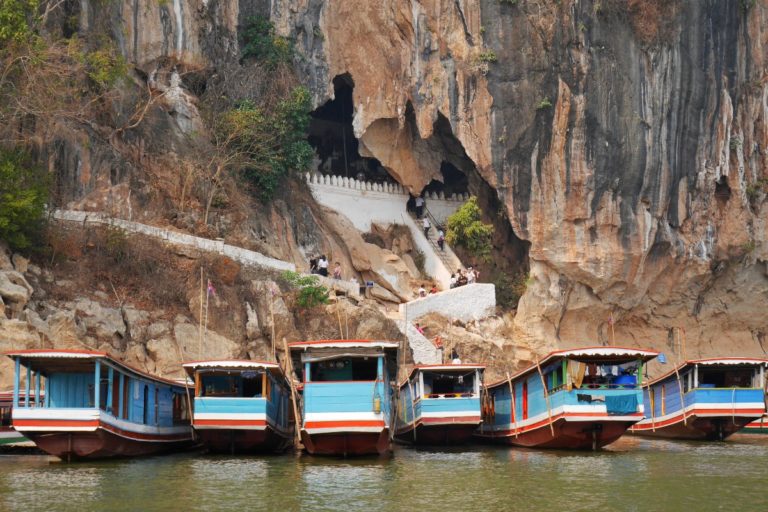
top-left (288, 339), bottom-right (399, 456)
top-left (183, 360), bottom-right (294, 453)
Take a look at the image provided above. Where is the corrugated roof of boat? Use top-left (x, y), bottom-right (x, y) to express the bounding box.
top-left (182, 360), bottom-right (281, 369)
top-left (551, 347), bottom-right (660, 358)
top-left (4, 349), bottom-right (190, 388)
top-left (288, 339), bottom-right (400, 349)
top-left (3, 349), bottom-right (105, 358)
top-left (688, 357), bottom-right (768, 365)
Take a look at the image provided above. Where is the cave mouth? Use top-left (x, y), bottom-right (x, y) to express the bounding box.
top-left (308, 74), bottom-right (389, 182)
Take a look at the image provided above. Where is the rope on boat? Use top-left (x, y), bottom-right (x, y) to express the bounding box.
top-left (535, 359), bottom-right (555, 437)
top-left (673, 365), bottom-right (687, 426)
top-left (732, 387), bottom-right (736, 425)
top-left (407, 379), bottom-right (417, 443)
top-left (506, 372), bottom-right (518, 438)
top-left (282, 337), bottom-right (303, 447)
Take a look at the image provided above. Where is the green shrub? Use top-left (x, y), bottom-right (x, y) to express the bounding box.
top-left (537, 97), bottom-right (553, 110)
top-left (478, 50), bottom-right (498, 63)
top-left (238, 86), bottom-right (313, 201)
top-left (446, 196), bottom-right (494, 261)
top-left (0, 148), bottom-right (49, 251)
top-left (241, 16), bottom-right (293, 68)
top-left (281, 270), bottom-right (330, 309)
top-left (0, 0), bottom-right (38, 44)
top-left (412, 249), bottom-right (426, 276)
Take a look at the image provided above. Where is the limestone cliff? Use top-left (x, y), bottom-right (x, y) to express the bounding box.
top-left (273, 0), bottom-right (768, 357)
top-left (3, 0), bottom-right (768, 379)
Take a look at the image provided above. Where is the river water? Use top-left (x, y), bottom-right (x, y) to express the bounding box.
top-left (1, 435), bottom-right (766, 511)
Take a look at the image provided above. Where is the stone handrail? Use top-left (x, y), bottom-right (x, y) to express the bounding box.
top-left (305, 173), bottom-right (470, 202)
top-left (51, 209), bottom-right (296, 270)
top-left (403, 321), bottom-right (442, 364)
top-left (51, 210), bottom-right (362, 298)
top-left (399, 283), bottom-right (496, 323)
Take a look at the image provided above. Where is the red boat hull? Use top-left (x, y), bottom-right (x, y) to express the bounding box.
top-left (24, 428), bottom-right (195, 461)
top-left (631, 415), bottom-right (754, 441)
top-left (477, 419), bottom-right (632, 450)
top-left (197, 427), bottom-right (292, 454)
top-left (395, 422), bottom-right (479, 445)
top-left (301, 429), bottom-right (391, 456)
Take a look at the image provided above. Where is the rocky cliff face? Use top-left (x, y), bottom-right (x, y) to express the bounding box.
top-left (5, 0), bottom-right (767, 376)
top-left (272, 0), bottom-right (768, 358)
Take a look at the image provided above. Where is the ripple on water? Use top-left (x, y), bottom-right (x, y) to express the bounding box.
top-left (1, 437), bottom-right (768, 512)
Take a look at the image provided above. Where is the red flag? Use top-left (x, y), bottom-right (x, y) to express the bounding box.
top-left (207, 279), bottom-right (217, 297)
top-left (608, 312), bottom-right (614, 326)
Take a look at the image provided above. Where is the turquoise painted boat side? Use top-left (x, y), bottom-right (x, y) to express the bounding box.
top-left (194, 397), bottom-right (268, 414)
top-left (303, 381), bottom-right (391, 415)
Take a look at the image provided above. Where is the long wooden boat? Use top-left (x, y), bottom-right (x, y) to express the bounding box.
top-left (476, 347), bottom-right (659, 450)
top-left (394, 364), bottom-right (484, 445)
top-left (741, 417), bottom-right (768, 434)
top-left (0, 390), bottom-right (41, 445)
top-left (289, 339), bottom-right (398, 456)
top-left (629, 358), bottom-right (768, 440)
top-left (183, 360), bottom-right (294, 453)
top-left (5, 349), bottom-right (195, 461)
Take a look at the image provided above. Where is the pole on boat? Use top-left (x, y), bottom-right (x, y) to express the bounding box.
top-left (507, 371), bottom-right (518, 438)
top-left (269, 284), bottom-right (276, 361)
top-left (674, 329), bottom-right (688, 426)
top-left (198, 266), bottom-right (204, 359)
top-left (282, 337), bottom-right (303, 449)
top-left (535, 358), bottom-right (555, 437)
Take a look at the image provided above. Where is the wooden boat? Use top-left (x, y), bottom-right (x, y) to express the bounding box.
top-left (289, 339), bottom-right (398, 456)
top-left (5, 349), bottom-right (195, 460)
top-left (476, 347), bottom-right (659, 450)
top-left (394, 364), bottom-right (484, 445)
top-left (0, 390), bottom-right (41, 445)
top-left (630, 358), bottom-right (768, 440)
top-left (183, 360), bottom-right (294, 453)
top-left (741, 417), bottom-right (768, 434)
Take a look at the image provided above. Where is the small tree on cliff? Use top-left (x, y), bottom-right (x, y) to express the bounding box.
top-left (0, 149), bottom-right (48, 251)
top-left (445, 196), bottom-right (494, 261)
top-left (281, 270), bottom-right (329, 309)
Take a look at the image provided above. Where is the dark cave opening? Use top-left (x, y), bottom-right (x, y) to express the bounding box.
top-left (714, 175), bottom-right (731, 202)
top-left (308, 74), bottom-right (389, 182)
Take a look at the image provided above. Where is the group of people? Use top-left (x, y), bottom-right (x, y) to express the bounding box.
top-left (309, 255), bottom-right (343, 279)
top-left (417, 284), bottom-right (439, 297)
top-left (449, 267), bottom-right (478, 288)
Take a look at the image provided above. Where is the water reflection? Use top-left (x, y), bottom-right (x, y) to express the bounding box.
top-left (1, 437), bottom-right (768, 512)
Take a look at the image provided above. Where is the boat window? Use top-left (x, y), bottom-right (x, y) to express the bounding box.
top-left (577, 361), bottom-right (640, 389)
top-left (698, 367), bottom-right (755, 388)
top-left (310, 358), bottom-right (377, 382)
top-left (99, 378), bottom-right (109, 411)
top-left (421, 372), bottom-right (476, 398)
top-left (200, 373), bottom-right (263, 397)
top-left (546, 368), bottom-right (565, 392)
top-left (1, 405), bottom-right (10, 427)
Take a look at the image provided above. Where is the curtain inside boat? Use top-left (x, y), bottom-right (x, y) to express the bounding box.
top-left (567, 360), bottom-right (586, 390)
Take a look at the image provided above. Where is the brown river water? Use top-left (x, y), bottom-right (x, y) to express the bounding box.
top-left (1, 435), bottom-right (767, 511)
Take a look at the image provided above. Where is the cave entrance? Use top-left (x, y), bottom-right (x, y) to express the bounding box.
top-left (423, 161), bottom-right (469, 199)
top-left (308, 74), bottom-right (388, 182)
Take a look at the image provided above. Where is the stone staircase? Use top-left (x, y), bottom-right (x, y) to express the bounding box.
top-left (409, 208), bottom-right (463, 275)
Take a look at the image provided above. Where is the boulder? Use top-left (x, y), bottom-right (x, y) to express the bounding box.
top-left (173, 321), bottom-right (241, 362)
top-left (0, 244), bottom-right (12, 271)
top-left (11, 254), bottom-right (29, 273)
top-left (71, 298), bottom-right (127, 340)
top-left (245, 302), bottom-right (260, 339)
top-left (123, 306), bottom-right (150, 340)
top-left (0, 270), bottom-right (33, 310)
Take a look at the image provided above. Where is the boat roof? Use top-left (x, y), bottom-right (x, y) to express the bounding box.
top-left (288, 339), bottom-right (400, 351)
top-left (4, 349), bottom-right (191, 389)
top-left (182, 360), bottom-right (284, 378)
top-left (400, 364), bottom-right (485, 387)
top-left (487, 346), bottom-right (659, 389)
top-left (646, 357), bottom-right (768, 386)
